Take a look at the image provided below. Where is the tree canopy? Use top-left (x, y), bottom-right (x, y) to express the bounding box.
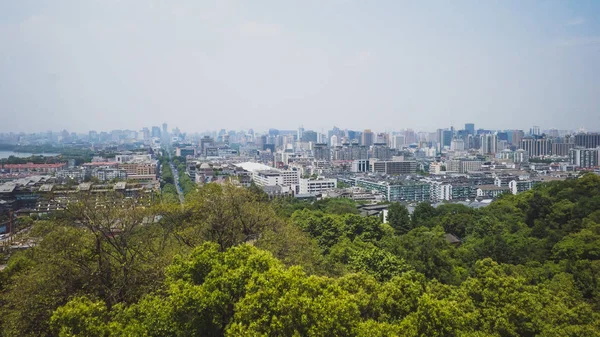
top-left (2, 174), bottom-right (600, 336)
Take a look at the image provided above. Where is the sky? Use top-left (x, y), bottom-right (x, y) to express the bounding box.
top-left (1, 0), bottom-right (599, 134)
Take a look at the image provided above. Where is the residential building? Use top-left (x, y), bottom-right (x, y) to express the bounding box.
top-left (313, 143), bottom-right (331, 161)
top-left (1, 163), bottom-right (67, 174)
top-left (93, 168), bottom-right (128, 182)
top-left (575, 133), bottom-right (600, 148)
top-left (371, 161), bottom-right (417, 175)
top-left (569, 147), bottom-right (600, 168)
top-left (430, 182), bottom-right (452, 202)
top-left (371, 143), bottom-right (392, 160)
top-left (361, 129), bottom-right (374, 147)
top-left (476, 185), bottom-right (510, 198)
top-left (520, 137), bottom-right (552, 157)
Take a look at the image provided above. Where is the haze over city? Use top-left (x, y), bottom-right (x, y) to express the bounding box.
top-left (1, 0), bottom-right (600, 133)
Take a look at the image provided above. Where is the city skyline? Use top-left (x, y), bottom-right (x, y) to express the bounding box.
top-left (0, 123), bottom-right (594, 136)
top-left (1, 1), bottom-right (600, 132)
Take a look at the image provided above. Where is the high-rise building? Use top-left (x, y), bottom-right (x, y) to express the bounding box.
top-left (330, 135), bottom-right (339, 147)
top-left (450, 138), bottom-right (465, 151)
top-left (530, 126), bottom-right (541, 136)
top-left (392, 135), bottom-right (405, 149)
top-left (404, 129), bottom-right (416, 144)
top-left (313, 143), bottom-right (331, 161)
top-left (569, 147), bottom-right (600, 168)
top-left (511, 130), bottom-right (525, 146)
top-left (297, 126), bottom-right (304, 141)
top-left (141, 127), bottom-right (150, 140)
top-left (162, 123), bottom-right (168, 135)
top-left (479, 133), bottom-right (498, 155)
top-left (442, 130), bottom-right (453, 148)
top-left (152, 126), bottom-right (161, 138)
top-left (465, 123), bottom-right (475, 136)
top-left (520, 137), bottom-right (552, 157)
top-left (371, 143), bottom-right (392, 160)
top-left (362, 129), bottom-right (374, 147)
top-left (575, 133), bottom-right (600, 149)
top-left (302, 130), bottom-right (318, 143)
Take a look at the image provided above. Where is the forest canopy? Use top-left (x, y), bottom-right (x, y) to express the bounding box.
top-left (1, 174), bottom-right (600, 336)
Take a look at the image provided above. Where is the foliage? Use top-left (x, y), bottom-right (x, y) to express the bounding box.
top-left (387, 202), bottom-right (411, 235)
top-left (3, 174), bottom-right (600, 336)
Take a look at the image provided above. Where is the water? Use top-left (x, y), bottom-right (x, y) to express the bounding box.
top-left (0, 151), bottom-right (60, 159)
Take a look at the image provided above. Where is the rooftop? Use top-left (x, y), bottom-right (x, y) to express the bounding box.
top-left (2, 162), bottom-right (66, 169)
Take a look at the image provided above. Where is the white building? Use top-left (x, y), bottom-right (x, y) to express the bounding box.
top-left (429, 162), bottom-right (443, 175)
top-left (281, 170), bottom-right (300, 186)
top-left (299, 178), bottom-right (337, 195)
top-left (392, 135), bottom-right (406, 149)
top-left (330, 135), bottom-right (339, 147)
top-left (450, 139), bottom-right (465, 151)
top-left (351, 159), bottom-right (370, 173)
top-left (253, 170), bottom-right (284, 186)
top-left (93, 168), bottom-right (128, 182)
top-left (430, 182), bottom-right (452, 202)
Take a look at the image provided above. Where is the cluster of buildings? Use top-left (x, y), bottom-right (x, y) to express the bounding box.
top-left (160, 123), bottom-right (600, 203)
top-left (2, 123), bottom-right (599, 232)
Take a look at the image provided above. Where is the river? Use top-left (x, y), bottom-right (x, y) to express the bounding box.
top-left (0, 151), bottom-right (60, 159)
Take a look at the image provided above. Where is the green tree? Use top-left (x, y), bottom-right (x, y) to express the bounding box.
top-left (387, 202), bottom-right (411, 235)
top-left (411, 202), bottom-right (437, 227)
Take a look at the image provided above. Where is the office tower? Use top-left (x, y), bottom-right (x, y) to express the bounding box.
top-left (297, 126), bottom-right (304, 141)
top-left (346, 130), bottom-right (357, 141)
top-left (152, 126), bottom-right (161, 138)
top-left (511, 130), bottom-right (524, 146)
top-left (530, 126), bottom-right (541, 136)
top-left (442, 130), bottom-right (453, 148)
top-left (465, 123), bottom-right (475, 135)
top-left (362, 129), bottom-right (374, 147)
top-left (302, 130), bottom-right (318, 143)
top-left (162, 123), bottom-right (168, 135)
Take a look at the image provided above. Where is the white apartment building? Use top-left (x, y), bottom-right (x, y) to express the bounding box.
top-left (299, 178), bottom-right (337, 195)
top-left (429, 162), bottom-right (443, 175)
top-left (429, 181), bottom-right (452, 202)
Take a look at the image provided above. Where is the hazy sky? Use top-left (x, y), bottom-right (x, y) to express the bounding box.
top-left (1, 0), bottom-right (599, 133)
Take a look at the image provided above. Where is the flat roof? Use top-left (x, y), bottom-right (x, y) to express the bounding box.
top-left (235, 162), bottom-right (274, 172)
top-left (0, 184), bottom-right (16, 193)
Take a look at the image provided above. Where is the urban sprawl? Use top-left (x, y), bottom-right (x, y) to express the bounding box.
top-left (1, 123), bottom-right (600, 233)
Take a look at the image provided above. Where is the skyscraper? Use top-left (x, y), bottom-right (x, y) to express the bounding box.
top-left (465, 123), bottom-right (475, 136)
top-left (361, 129), bottom-right (374, 147)
top-left (152, 126), bottom-right (161, 138)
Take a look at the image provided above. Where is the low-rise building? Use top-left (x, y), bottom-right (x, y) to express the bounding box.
top-left (299, 178), bottom-right (337, 195)
top-left (1, 162), bottom-right (67, 174)
top-left (371, 160), bottom-right (417, 175)
top-left (476, 185), bottom-right (510, 198)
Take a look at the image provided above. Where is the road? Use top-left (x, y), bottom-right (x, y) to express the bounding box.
top-left (166, 149), bottom-right (185, 205)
